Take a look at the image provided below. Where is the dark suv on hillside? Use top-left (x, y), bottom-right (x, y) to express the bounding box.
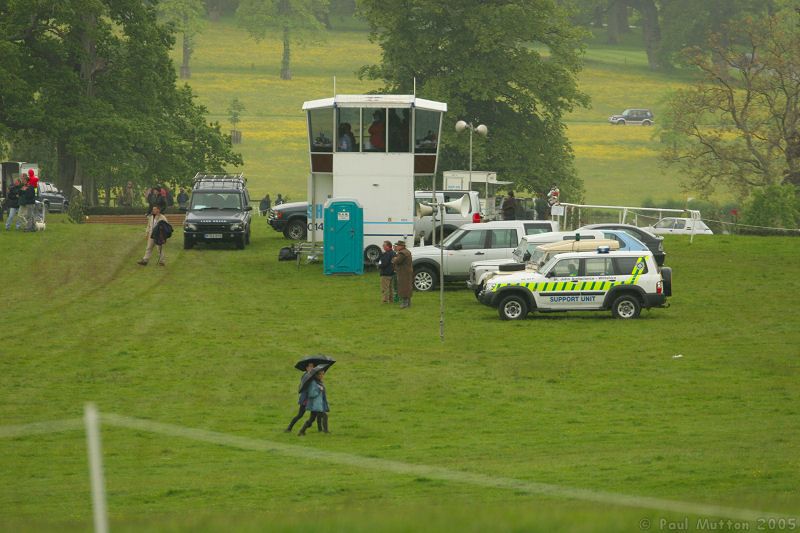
top-left (608, 109), bottom-right (654, 126)
top-left (183, 174), bottom-right (252, 250)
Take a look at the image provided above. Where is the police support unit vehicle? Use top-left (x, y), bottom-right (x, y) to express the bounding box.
top-left (183, 173), bottom-right (252, 250)
top-left (479, 247), bottom-right (671, 320)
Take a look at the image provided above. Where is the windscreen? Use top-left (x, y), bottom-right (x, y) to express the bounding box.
top-left (190, 192), bottom-right (242, 210)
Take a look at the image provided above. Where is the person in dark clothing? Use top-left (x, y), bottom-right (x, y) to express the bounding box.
top-left (286, 362), bottom-right (322, 432)
top-left (377, 240), bottom-right (396, 303)
top-left (18, 177), bottom-right (37, 232)
top-left (501, 190), bottom-right (516, 220)
top-left (259, 194), bottom-right (271, 216)
top-left (5, 179), bottom-right (22, 230)
top-left (275, 194), bottom-right (284, 206)
top-left (146, 187), bottom-right (166, 212)
top-left (298, 371), bottom-right (329, 436)
top-left (177, 189), bottom-right (189, 210)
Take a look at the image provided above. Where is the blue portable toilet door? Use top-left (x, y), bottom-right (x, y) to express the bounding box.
top-left (324, 201), bottom-right (363, 274)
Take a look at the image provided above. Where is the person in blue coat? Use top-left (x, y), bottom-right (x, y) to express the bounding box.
top-left (298, 371), bottom-right (329, 435)
top-left (285, 362), bottom-right (321, 432)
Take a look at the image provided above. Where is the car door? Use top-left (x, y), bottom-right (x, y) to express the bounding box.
top-left (579, 257), bottom-right (616, 309)
top-left (487, 228), bottom-right (518, 260)
top-left (534, 257), bottom-right (582, 310)
top-left (443, 229), bottom-right (489, 276)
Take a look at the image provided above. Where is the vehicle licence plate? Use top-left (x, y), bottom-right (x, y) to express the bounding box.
top-left (204, 233), bottom-right (223, 239)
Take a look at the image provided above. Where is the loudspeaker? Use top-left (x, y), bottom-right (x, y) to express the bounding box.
top-left (416, 202), bottom-right (436, 217)
top-left (442, 194), bottom-right (471, 218)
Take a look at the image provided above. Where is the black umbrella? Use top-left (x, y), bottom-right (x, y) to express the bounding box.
top-left (298, 363), bottom-right (329, 393)
top-left (294, 355), bottom-right (336, 372)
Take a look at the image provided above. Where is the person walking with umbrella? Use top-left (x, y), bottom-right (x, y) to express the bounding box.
top-left (286, 355), bottom-right (334, 433)
top-left (298, 365), bottom-right (329, 436)
top-left (285, 361), bottom-right (316, 432)
top-left (391, 240), bottom-right (413, 308)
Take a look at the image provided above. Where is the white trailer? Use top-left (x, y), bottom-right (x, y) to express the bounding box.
top-left (302, 94), bottom-right (447, 262)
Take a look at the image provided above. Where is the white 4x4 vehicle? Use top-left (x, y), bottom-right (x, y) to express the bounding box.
top-left (479, 248), bottom-right (671, 320)
top-left (467, 230), bottom-right (606, 294)
top-left (412, 220), bottom-right (560, 291)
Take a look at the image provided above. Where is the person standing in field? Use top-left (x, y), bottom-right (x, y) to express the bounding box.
top-left (137, 204), bottom-right (169, 266)
top-left (298, 370), bottom-right (328, 436)
top-left (259, 193), bottom-right (271, 216)
top-left (18, 175), bottom-right (36, 232)
top-left (392, 239), bottom-right (413, 308)
top-left (285, 362), bottom-right (321, 433)
top-left (377, 240), bottom-right (396, 303)
top-left (4, 179), bottom-right (22, 230)
top-left (177, 188), bottom-right (189, 210)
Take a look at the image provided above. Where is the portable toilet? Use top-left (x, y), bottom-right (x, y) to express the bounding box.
top-left (323, 198), bottom-right (364, 275)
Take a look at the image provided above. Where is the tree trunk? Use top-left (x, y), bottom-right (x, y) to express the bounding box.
top-left (181, 13), bottom-right (192, 79)
top-left (637, 0), bottom-right (661, 70)
top-left (57, 141), bottom-right (77, 200)
top-left (607, 1), bottom-right (628, 44)
top-left (280, 26), bottom-right (291, 80)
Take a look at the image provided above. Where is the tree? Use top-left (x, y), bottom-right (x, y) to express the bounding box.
top-left (236, 0), bottom-right (329, 80)
top-left (659, 9), bottom-right (800, 201)
top-left (158, 0), bottom-right (207, 79)
top-left (0, 0), bottom-right (242, 205)
top-left (657, 0), bottom-right (770, 70)
top-left (228, 97), bottom-right (246, 143)
top-left (358, 0), bottom-right (589, 201)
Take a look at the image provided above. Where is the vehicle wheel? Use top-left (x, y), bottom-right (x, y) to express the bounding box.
top-left (245, 228), bottom-right (251, 245)
top-left (364, 245), bottom-right (381, 264)
top-left (473, 284), bottom-right (484, 301)
top-left (612, 294), bottom-right (641, 319)
top-left (184, 235), bottom-right (194, 249)
top-left (284, 220), bottom-right (307, 240)
top-left (43, 202), bottom-right (50, 214)
top-left (235, 235), bottom-right (245, 249)
top-left (642, 120), bottom-right (652, 126)
top-left (498, 294), bottom-right (528, 320)
top-left (413, 266), bottom-right (437, 292)
top-left (661, 267), bottom-right (672, 297)
top-left (617, 120), bottom-right (626, 126)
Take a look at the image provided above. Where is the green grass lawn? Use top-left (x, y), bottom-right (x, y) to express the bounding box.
top-left (174, 20), bottom-right (712, 207)
top-left (1, 218), bottom-right (798, 531)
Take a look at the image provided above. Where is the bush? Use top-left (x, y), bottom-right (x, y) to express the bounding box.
top-left (742, 185), bottom-right (800, 231)
top-left (67, 191), bottom-right (86, 224)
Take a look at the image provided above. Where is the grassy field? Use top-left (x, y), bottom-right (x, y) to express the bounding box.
top-left (1, 218), bottom-right (798, 531)
top-left (175, 20), bottom-right (706, 206)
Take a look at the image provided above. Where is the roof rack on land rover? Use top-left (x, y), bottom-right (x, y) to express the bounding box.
top-left (192, 172), bottom-right (246, 189)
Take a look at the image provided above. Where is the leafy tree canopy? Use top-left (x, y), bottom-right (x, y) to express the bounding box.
top-left (358, 0), bottom-right (589, 201)
top-left (659, 8), bottom-right (800, 201)
top-left (0, 0), bottom-right (241, 203)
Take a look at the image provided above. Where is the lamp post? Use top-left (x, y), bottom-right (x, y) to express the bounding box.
top-left (455, 120), bottom-right (488, 194)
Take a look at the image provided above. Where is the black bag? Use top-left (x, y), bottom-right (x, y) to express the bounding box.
top-left (152, 220), bottom-right (174, 244)
top-left (278, 247), bottom-right (297, 261)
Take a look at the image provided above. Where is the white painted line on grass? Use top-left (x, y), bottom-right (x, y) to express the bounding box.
top-left (0, 418), bottom-right (83, 439)
top-left (99, 413), bottom-right (792, 522)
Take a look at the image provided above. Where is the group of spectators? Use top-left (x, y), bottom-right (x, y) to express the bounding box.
top-left (377, 239), bottom-right (413, 308)
top-left (3, 169), bottom-right (40, 232)
top-left (258, 193), bottom-right (285, 216)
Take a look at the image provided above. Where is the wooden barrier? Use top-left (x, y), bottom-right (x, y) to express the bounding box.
top-left (85, 214), bottom-right (186, 225)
